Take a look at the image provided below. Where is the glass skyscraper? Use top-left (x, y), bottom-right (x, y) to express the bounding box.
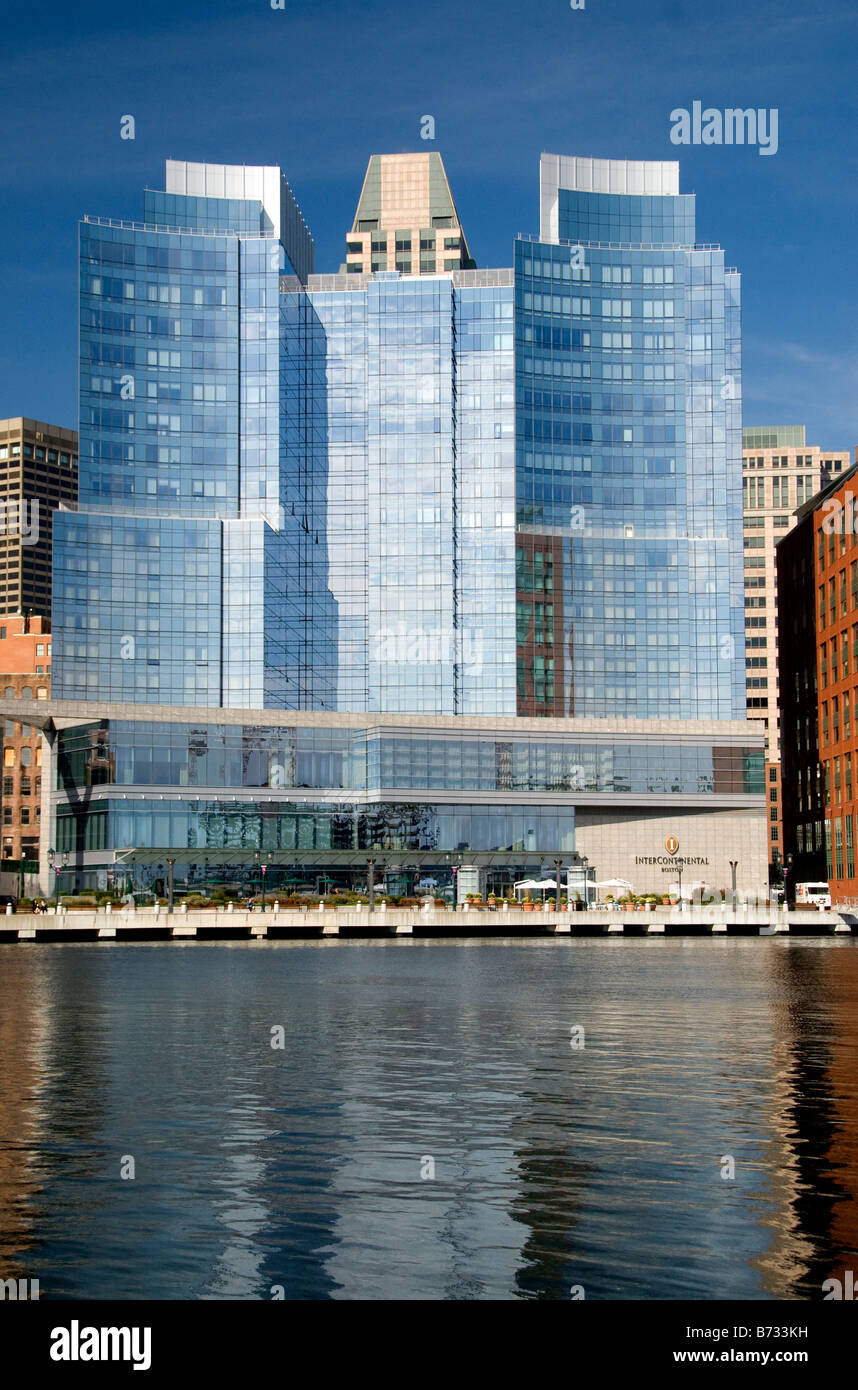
top-left (516, 155), bottom-right (744, 719)
top-left (23, 152), bottom-right (764, 898)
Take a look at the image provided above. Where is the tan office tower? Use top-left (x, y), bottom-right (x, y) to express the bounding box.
top-left (342, 153), bottom-right (474, 275)
top-left (0, 419), bottom-right (78, 619)
top-left (742, 426), bottom-right (851, 867)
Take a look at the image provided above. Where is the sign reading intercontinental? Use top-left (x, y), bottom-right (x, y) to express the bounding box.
top-left (634, 838), bottom-right (710, 872)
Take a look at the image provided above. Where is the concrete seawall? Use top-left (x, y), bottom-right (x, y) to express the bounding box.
top-left (2, 904), bottom-right (855, 942)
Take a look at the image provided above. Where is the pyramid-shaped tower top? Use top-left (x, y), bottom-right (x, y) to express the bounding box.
top-left (342, 152), bottom-right (474, 274)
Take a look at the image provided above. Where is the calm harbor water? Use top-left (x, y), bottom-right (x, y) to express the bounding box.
top-left (1, 938), bottom-right (857, 1301)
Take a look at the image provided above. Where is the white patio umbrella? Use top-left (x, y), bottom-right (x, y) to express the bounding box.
top-left (514, 878), bottom-right (556, 897)
top-left (594, 878), bottom-right (633, 890)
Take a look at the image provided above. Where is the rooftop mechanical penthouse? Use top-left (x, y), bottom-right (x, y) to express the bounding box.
top-left (14, 152), bottom-right (764, 899)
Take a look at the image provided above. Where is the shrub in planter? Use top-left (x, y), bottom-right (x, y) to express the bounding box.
top-left (433, 897), bottom-right (447, 908)
top-left (18, 897), bottom-right (33, 911)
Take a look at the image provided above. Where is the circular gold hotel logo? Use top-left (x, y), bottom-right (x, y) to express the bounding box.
top-left (665, 836), bottom-right (679, 856)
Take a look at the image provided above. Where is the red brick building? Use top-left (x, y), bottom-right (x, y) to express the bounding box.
top-left (0, 614), bottom-right (50, 866)
top-left (778, 459), bottom-right (858, 902)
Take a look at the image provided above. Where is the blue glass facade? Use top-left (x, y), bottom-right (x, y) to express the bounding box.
top-left (305, 273), bottom-right (516, 714)
top-left (34, 155), bottom-right (763, 893)
top-left (54, 155), bottom-right (743, 723)
top-left (515, 166), bottom-right (744, 719)
top-left (51, 719), bottom-right (761, 869)
top-left (53, 175), bottom-right (335, 709)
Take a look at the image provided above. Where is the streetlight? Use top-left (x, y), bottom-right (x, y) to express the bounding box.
top-left (166, 858), bottom-right (176, 915)
top-left (677, 860), bottom-right (683, 911)
top-left (729, 860), bottom-right (738, 915)
top-left (554, 858), bottom-right (563, 912)
top-left (254, 848), bottom-right (260, 914)
top-left (47, 846), bottom-right (55, 909)
top-left (581, 854), bottom-right (589, 909)
top-left (784, 852), bottom-right (794, 910)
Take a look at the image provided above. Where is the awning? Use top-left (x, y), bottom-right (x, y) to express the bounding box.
top-left (112, 848), bottom-right (561, 867)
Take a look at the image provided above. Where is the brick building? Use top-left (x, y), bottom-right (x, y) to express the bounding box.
top-left (778, 458), bottom-right (858, 902)
top-left (0, 614), bottom-right (51, 867)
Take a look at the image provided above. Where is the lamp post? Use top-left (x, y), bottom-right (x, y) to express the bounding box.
top-left (581, 854), bottom-right (589, 909)
top-left (367, 857), bottom-right (375, 911)
top-left (47, 846), bottom-right (55, 909)
top-left (166, 858), bottom-right (175, 915)
top-left (729, 860), bottom-right (738, 915)
top-left (677, 860), bottom-right (683, 911)
top-left (784, 852), bottom-right (794, 910)
top-left (554, 858), bottom-right (563, 912)
top-left (260, 861), bottom-right (267, 912)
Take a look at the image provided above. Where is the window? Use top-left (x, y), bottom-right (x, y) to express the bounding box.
top-left (2, 808), bottom-right (11, 825)
top-left (395, 235), bottom-right (412, 252)
top-left (20, 747), bottom-right (31, 766)
top-left (3, 749), bottom-right (14, 768)
top-left (21, 687), bottom-right (31, 699)
top-left (20, 807), bottom-right (29, 825)
top-left (0, 627), bottom-right (5, 639)
top-left (346, 241), bottom-right (362, 254)
top-left (2, 777), bottom-right (12, 796)
top-left (36, 644), bottom-right (44, 657)
top-left (4, 720), bottom-right (14, 737)
top-left (443, 237), bottom-right (460, 250)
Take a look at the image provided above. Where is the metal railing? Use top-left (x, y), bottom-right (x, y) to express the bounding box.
top-left (82, 215), bottom-right (270, 240)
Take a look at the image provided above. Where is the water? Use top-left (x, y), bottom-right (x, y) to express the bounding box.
top-left (1, 938), bottom-right (857, 1300)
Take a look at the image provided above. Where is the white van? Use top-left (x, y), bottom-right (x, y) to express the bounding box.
top-left (795, 882), bottom-right (831, 909)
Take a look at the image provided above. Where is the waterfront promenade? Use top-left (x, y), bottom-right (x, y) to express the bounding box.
top-left (2, 902), bottom-right (855, 942)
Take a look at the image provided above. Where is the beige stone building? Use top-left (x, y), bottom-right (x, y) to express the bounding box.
top-left (341, 153), bottom-right (474, 275)
top-left (742, 426), bottom-right (852, 866)
top-left (0, 418), bottom-right (78, 619)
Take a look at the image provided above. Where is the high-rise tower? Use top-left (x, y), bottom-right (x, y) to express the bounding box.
top-left (514, 155), bottom-right (745, 719)
top-left (342, 152), bottom-right (474, 275)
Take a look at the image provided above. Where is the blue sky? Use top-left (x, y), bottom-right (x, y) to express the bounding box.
top-left (1, 0), bottom-right (856, 447)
